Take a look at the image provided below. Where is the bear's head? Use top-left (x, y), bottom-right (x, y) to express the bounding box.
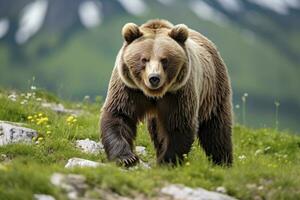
top-left (118, 20), bottom-right (191, 98)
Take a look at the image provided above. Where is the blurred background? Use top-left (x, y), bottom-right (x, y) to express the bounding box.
top-left (0, 0), bottom-right (299, 133)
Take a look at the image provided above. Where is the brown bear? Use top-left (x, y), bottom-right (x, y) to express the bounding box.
top-left (100, 19), bottom-right (233, 167)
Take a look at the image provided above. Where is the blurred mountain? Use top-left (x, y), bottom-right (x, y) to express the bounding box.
top-left (0, 0), bottom-right (300, 132)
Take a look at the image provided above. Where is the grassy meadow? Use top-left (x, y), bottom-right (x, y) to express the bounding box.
top-left (0, 88), bottom-right (300, 200)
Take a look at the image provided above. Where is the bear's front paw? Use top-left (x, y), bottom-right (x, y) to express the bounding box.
top-left (116, 153), bottom-right (139, 167)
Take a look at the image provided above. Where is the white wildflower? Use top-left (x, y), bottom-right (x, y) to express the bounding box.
top-left (264, 146), bottom-right (271, 152)
top-left (8, 94), bottom-right (17, 101)
top-left (254, 149), bottom-right (262, 156)
top-left (20, 99), bottom-right (28, 105)
top-left (238, 155), bottom-right (246, 161)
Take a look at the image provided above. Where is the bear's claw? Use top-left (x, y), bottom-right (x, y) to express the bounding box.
top-left (116, 153), bottom-right (139, 167)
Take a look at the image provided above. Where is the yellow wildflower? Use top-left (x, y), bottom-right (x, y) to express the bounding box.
top-left (38, 113), bottom-right (43, 117)
top-left (27, 116), bottom-right (33, 120)
top-left (36, 117), bottom-right (49, 125)
top-left (66, 116), bottom-right (75, 123)
top-left (36, 119), bottom-right (42, 125)
top-left (42, 117), bottom-right (48, 122)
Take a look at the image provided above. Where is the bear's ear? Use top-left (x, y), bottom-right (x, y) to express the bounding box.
top-left (122, 23), bottom-right (143, 44)
top-left (169, 24), bottom-right (189, 43)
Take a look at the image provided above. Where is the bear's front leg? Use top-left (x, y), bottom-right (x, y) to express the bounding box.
top-left (101, 111), bottom-right (139, 167)
top-left (156, 92), bottom-right (197, 165)
top-left (100, 70), bottom-right (145, 167)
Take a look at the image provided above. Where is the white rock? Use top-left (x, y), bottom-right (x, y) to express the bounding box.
top-left (0, 121), bottom-right (37, 146)
top-left (75, 139), bottom-right (104, 154)
top-left (161, 184), bottom-right (237, 200)
top-left (140, 160), bottom-right (151, 169)
top-left (65, 157), bottom-right (103, 168)
top-left (51, 173), bottom-right (67, 187)
top-left (216, 186), bottom-right (227, 194)
top-left (128, 160), bottom-right (151, 171)
top-left (51, 173), bottom-right (88, 200)
top-left (0, 154), bottom-right (7, 160)
top-left (34, 194), bottom-right (56, 200)
top-left (41, 102), bottom-right (83, 115)
top-left (135, 146), bottom-right (147, 156)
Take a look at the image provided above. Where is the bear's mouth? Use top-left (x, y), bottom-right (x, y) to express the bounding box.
top-left (144, 81), bottom-right (164, 91)
top-left (148, 85), bottom-right (161, 90)
top-left (148, 86), bottom-right (163, 92)
top-left (142, 83), bottom-right (167, 98)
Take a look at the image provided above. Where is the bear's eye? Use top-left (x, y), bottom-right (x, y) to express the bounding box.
top-left (161, 58), bottom-right (168, 69)
top-left (141, 58), bottom-right (149, 64)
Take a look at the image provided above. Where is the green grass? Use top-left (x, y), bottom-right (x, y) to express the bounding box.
top-left (0, 89), bottom-right (300, 200)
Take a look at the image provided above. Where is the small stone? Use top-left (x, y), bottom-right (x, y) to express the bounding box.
top-left (75, 139), bottom-right (104, 154)
top-left (135, 146), bottom-right (147, 156)
top-left (0, 121), bottom-right (37, 146)
top-left (140, 160), bottom-right (151, 169)
top-left (216, 186), bottom-right (227, 194)
top-left (258, 185), bottom-right (264, 191)
top-left (51, 173), bottom-right (88, 200)
top-left (89, 188), bottom-right (132, 200)
top-left (51, 173), bottom-right (67, 187)
top-left (34, 194), bottom-right (56, 200)
top-left (128, 160), bottom-right (151, 171)
top-left (65, 157), bottom-right (103, 168)
top-left (161, 184), bottom-right (237, 200)
top-left (246, 183), bottom-right (257, 190)
top-left (0, 154), bottom-right (7, 159)
top-left (254, 196), bottom-right (263, 200)
top-left (0, 154), bottom-right (10, 162)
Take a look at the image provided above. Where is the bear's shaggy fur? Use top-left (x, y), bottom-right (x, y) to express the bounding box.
top-left (100, 19), bottom-right (233, 166)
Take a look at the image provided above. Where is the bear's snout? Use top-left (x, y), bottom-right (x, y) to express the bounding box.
top-left (148, 74), bottom-right (161, 88)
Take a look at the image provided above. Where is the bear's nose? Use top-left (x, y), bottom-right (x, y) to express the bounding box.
top-left (148, 74), bottom-right (161, 87)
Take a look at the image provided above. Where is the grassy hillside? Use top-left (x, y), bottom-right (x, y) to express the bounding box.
top-left (0, 88), bottom-right (300, 200)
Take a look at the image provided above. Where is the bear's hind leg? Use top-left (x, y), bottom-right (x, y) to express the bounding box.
top-left (156, 91), bottom-right (197, 165)
top-left (198, 108), bottom-right (233, 166)
top-left (158, 130), bottom-right (194, 165)
top-left (148, 116), bottom-right (195, 165)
